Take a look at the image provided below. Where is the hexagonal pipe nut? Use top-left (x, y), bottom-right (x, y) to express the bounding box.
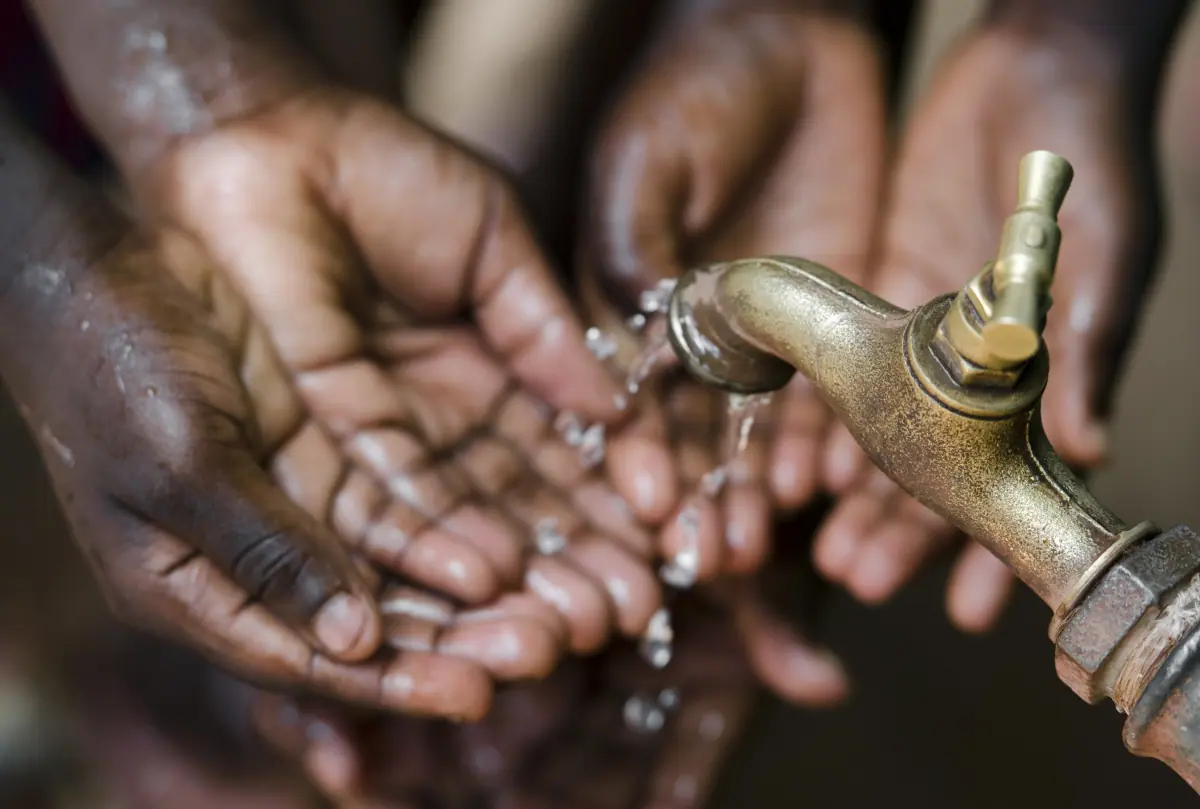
top-left (1056, 525), bottom-right (1200, 704)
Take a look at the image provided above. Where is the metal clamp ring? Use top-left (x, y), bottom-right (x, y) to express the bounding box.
top-left (1049, 521), bottom-right (1159, 643)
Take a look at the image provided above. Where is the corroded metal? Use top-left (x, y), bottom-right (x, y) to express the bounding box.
top-left (665, 252), bottom-right (1124, 609)
top-left (661, 149), bottom-right (1200, 792)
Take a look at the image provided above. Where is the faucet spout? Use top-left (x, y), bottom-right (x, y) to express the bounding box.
top-left (659, 152), bottom-right (1200, 791)
top-left (666, 255), bottom-right (1126, 610)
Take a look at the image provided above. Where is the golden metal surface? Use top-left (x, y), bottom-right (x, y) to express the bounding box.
top-left (661, 149), bottom-right (1132, 608)
top-left (934, 151), bottom-right (1073, 382)
top-left (665, 256), bottom-right (1127, 608)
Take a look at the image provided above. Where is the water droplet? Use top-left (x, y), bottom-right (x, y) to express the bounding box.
top-left (626, 313), bottom-right (647, 333)
top-left (658, 688), bottom-right (680, 711)
top-left (699, 467), bottom-right (728, 498)
top-left (80, 320), bottom-right (89, 332)
top-left (614, 393), bottom-right (629, 411)
top-left (578, 423), bottom-right (606, 468)
top-left (585, 327), bottom-right (618, 361)
top-left (660, 506), bottom-right (702, 587)
top-left (554, 411), bottom-right (584, 445)
top-left (623, 694), bottom-right (666, 734)
top-left (640, 607), bottom-right (674, 669)
top-left (639, 279), bottom-right (678, 314)
top-left (534, 517), bottom-right (567, 555)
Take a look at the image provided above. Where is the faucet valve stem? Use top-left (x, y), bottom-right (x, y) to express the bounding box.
top-left (934, 150), bottom-right (1074, 387)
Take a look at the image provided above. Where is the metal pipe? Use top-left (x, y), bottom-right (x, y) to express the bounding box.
top-left (666, 255), bottom-right (1125, 608)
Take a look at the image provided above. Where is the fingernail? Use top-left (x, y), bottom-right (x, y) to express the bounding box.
top-left (313, 593), bottom-right (369, 657)
top-left (633, 470), bottom-right (658, 512)
top-left (851, 547), bottom-right (899, 604)
top-left (792, 648), bottom-right (849, 691)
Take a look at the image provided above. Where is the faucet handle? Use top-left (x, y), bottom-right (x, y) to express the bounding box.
top-left (981, 151), bottom-right (1074, 364)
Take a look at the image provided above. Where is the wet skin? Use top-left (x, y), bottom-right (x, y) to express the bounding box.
top-left (815, 6), bottom-right (1180, 632)
top-left (252, 593), bottom-right (758, 809)
top-left (22, 0), bottom-right (738, 721)
top-left (585, 0), bottom-right (1182, 633)
top-left (24, 0), bottom-right (852, 720)
top-left (582, 2), bottom-right (882, 692)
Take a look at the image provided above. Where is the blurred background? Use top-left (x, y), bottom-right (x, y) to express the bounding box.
top-left (4, 0), bottom-right (1200, 806)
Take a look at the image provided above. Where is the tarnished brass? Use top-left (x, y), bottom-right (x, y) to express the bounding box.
top-left (660, 148), bottom-right (1200, 792)
top-left (665, 254), bottom-right (1124, 608)
top-left (932, 150), bottom-right (1073, 389)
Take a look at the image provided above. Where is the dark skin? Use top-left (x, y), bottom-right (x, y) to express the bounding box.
top-left (581, 0), bottom-right (883, 696)
top-left (251, 593), bottom-right (757, 809)
top-left (586, 0), bottom-right (1187, 632)
top-left (29, 0), bottom-right (852, 719)
top-left (815, 0), bottom-right (1187, 631)
top-left (27, 0), bottom-right (684, 719)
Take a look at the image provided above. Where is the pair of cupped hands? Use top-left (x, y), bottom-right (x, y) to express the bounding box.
top-left (26, 5), bottom-right (1157, 806)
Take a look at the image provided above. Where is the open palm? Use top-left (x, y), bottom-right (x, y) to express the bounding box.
top-left (137, 85), bottom-right (664, 713)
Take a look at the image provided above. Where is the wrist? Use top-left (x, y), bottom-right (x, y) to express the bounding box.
top-left (30, 0), bottom-right (327, 185)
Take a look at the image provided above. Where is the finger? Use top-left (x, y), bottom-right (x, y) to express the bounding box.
top-left (842, 503), bottom-right (954, 605)
top-left (340, 434), bottom-right (500, 603)
top-left (326, 108), bottom-right (624, 423)
top-left (135, 447), bottom-right (381, 662)
top-left (438, 615), bottom-right (561, 681)
top-left (129, 522), bottom-right (492, 720)
top-left (605, 383), bottom-right (679, 523)
top-left (811, 473), bottom-right (891, 582)
top-left (524, 554), bottom-right (616, 654)
top-left (453, 591), bottom-right (571, 649)
top-left (252, 693), bottom-right (360, 798)
top-left (567, 533), bottom-right (663, 637)
top-left (946, 542), bottom-right (1015, 633)
top-left (731, 584), bottom-right (848, 707)
top-left (721, 394), bottom-right (775, 573)
top-left (573, 479), bottom-right (657, 559)
top-left (768, 377), bottom-right (827, 509)
top-left (821, 421), bottom-right (869, 494)
top-left (586, 14), bottom-right (796, 313)
top-left (660, 495), bottom-right (724, 587)
top-left (1041, 263), bottom-right (1118, 469)
top-left (377, 584), bottom-right (560, 681)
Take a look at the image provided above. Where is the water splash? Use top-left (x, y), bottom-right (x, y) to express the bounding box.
top-left (534, 517), bottom-right (567, 556)
top-left (623, 694), bottom-right (666, 734)
top-left (622, 686), bottom-right (682, 735)
top-left (659, 505), bottom-right (701, 589)
top-left (554, 412), bottom-right (607, 470)
top-left (585, 326), bottom-right (618, 361)
top-left (624, 322), bottom-right (676, 396)
top-left (640, 607), bottom-right (674, 669)
top-left (639, 279), bottom-right (677, 314)
top-left (698, 392), bottom-right (774, 498)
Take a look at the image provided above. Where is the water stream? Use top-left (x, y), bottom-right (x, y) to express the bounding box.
top-left (546, 273), bottom-right (764, 736)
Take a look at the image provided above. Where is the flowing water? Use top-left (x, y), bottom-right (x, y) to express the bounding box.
top-left (545, 273), bottom-right (761, 738)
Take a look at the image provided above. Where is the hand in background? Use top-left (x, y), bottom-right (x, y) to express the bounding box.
top-left (253, 592), bottom-right (758, 809)
top-left (815, 22), bottom-right (1163, 632)
top-left (579, 5), bottom-right (884, 705)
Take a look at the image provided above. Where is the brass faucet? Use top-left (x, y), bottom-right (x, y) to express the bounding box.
top-left (664, 151), bottom-right (1200, 792)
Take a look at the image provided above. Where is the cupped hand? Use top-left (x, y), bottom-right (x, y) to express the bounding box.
top-left (253, 592), bottom-right (760, 809)
top-left (130, 81), bottom-right (673, 706)
top-left (14, 231), bottom-right (397, 713)
top-left (579, 6), bottom-right (880, 705)
top-left (815, 24), bottom-right (1162, 631)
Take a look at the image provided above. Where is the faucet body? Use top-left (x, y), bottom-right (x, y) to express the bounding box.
top-left (663, 151), bottom-right (1200, 792)
top-left (669, 257), bottom-right (1123, 608)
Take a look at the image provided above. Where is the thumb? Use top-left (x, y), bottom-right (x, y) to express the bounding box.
top-left (138, 448), bottom-right (381, 662)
